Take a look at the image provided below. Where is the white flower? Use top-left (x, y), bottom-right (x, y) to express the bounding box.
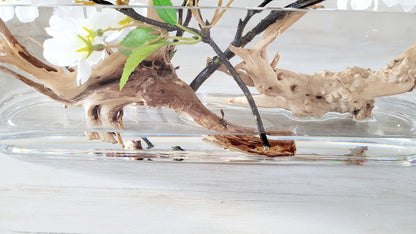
top-left (337, 0), bottom-right (416, 11)
top-left (0, 0), bottom-right (39, 22)
top-left (43, 7), bottom-right (127, 85)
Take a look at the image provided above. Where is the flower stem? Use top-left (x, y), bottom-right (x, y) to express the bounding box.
top-left (167, 23), bottom-right (202, 46)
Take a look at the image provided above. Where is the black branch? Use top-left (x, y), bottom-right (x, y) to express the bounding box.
top-left (204, 30), bottom-right (270, 148)
top-left (189, 0), bottom-right (325, 91)
top-left (87, 0), bottom-right (325, 149)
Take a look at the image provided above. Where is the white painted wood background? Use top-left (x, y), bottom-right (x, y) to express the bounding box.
top-left (0, 154), bottom-right (415, 233)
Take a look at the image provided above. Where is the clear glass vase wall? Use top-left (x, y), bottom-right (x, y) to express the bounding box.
top-left (0, 5), bottom-right (415, 165)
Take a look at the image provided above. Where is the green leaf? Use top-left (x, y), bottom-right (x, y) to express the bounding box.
top-left (119, 28), bottom-right (160, 56)
top-left (120, 43), bottom-right (165, 90)
top-left (152, 0), bottom-right (177, 25)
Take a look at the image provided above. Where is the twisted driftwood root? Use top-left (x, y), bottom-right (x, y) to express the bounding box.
top-left (0, 19), bottom-right (294, 157)
top-left (219, 12), bottom-right (416, 120)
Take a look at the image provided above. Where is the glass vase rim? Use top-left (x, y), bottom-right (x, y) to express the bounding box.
top-left (1, 3), bottom-right (415, 14)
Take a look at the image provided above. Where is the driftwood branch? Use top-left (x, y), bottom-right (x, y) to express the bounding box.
top-left (220, 12), bottom-right (416, 120)
top-left (0, 17), bottom-right (294, 156)
top-left (90, 0), bottom-right (276, 148)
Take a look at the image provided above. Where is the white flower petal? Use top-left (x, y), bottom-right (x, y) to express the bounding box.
top-left (15, 6), bottom-right (39, 23)
top-left (47, 17), bottom-right (81, 38)
top-left (92, 8), bottom-right (125, 30)
top-left (85, 50), bottom-right (106, 65)
top-left (62, 6), bottom-right (86, 20)
top-left (43, 5), bottom-right (127, 79)
top-left (0, 6), bottom-right (15, 22)
top-left (106, 29), bottom-right (131, 44)
top-left (76, 60), bottom-right (92, 85)
top-left (43, 38), bottom-right (83, 66)
top-left (351, 0), bottom-right (373, 10)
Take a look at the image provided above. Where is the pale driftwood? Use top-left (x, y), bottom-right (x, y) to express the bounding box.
top-left (221, 13), bottom-right (416, 120)
top-left (0, 20), bottom-right (251, 137)
top-left (0, 19), bottom-right (294, 157)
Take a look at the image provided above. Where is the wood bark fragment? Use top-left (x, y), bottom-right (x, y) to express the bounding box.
top-left (206, 135), bottom-right (296, 157)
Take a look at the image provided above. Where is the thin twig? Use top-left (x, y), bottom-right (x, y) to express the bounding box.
top-left (233, 0), bottom-right (275, 44)
top-left (190, 0), bottom-right (325, 91)
top-left (175, 1), bottom-right (192, 39)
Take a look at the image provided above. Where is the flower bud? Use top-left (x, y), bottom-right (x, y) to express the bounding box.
top-left (94, 44), bottom-right (106, 51)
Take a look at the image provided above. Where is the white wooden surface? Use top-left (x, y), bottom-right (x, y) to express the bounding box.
top-left (0, 153), bottom-right (415, 233)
